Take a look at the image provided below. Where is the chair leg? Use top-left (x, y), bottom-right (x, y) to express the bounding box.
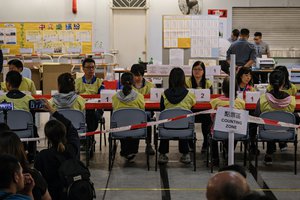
top-left (146, 136), bottom-right (150, 171)
top-left (103, 122), bottom-right (107, 146)
top-left (295, 139), bottom-right (297, 175)
top-left (255, 139), bottom-right (258, 170)
top-left (86, 137), bottom-right (90, 167)
top-left (206, 135), bottom-right (210, 168)
top-left (194, 137), bottom-right (196, 171)
top-left (99, 122), bottom-right (102, 152)
top-left (108, 136), bottom-right (112, 171)
top-left (240, 141), bottom-right (243, 152)
top-left (154, 128), bottom-right (158, 171)
top-left (243, 141), bottom-right (247, 167)
top-left (210, 139), bottom-right (213, 173)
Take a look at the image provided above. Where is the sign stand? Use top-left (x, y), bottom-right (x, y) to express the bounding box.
top-left (228, 54), bottom-right (236, 165)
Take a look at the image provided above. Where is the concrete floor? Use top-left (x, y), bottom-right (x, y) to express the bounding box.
top-left (37, 112), bottom-right (300, 200)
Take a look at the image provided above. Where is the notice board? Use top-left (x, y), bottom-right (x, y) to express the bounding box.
top-left (0, 22), bottom-right (92, 54)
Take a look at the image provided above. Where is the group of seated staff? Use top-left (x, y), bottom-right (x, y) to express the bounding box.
top-left (0, 57), bottom-right (299, 166)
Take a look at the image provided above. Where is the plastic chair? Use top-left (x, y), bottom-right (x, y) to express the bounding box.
top-left (57, 109), bottom-right (91, 167)
top-left (155, 108), bottom-right (196, 171)
top-left (21, 67), bottom-right (32, 79)
top-left (208, 129), bottom-right (249, 173)
top-left (255, 111), bottom-right (298, 174)
top-left (109, 108), bottom-right (148, 171)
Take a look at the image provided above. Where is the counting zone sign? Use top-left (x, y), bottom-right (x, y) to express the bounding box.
top-left (214, 107), bottom-right (249, 135)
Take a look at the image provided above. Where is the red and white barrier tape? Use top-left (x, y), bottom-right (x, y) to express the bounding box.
top-left (81, 109), bottom-right (217, 137)
top-left (19, 110), bottom-right (300, 142)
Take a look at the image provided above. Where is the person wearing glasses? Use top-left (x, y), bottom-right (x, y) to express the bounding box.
top-left (253, 32), bottom-right (270, 58)
top-left (75, 58), bottom-right (104, 94)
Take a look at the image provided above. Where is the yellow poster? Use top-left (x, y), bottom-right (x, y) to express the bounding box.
top-left (178, 38), bottom-right (191, 48)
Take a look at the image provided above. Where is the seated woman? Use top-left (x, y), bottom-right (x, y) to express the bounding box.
top-left (50, 72), bottom-right (85, 111)
top-left (210, 77), bottom-right (245, 166)
top-left (185, 61), bottom-right (212, 153)
top-left (130, 63), bottom-right (155, 155)
top-left (267, 65), bottom-right (297, 96)
top-left (236, 66), bottom-right (255, 92)
top-left (112, 72), bottom-right (145, 161)
top-left (158, 67), bottom-right (196, 164)
top-left (34, 100), bottom-right (80, 200)
top-left (0, 130), bottom-right (51, 200)
top-left (254, 70), bottom-right (296, 165)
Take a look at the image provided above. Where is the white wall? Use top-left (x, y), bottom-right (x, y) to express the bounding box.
top-left (1, 0), bottom-right (300, 63)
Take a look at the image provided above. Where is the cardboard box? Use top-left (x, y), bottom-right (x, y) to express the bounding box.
top-left (42, 63), bottom-right (73, 94)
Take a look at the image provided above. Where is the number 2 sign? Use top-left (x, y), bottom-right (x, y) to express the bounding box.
top-left (194, 89), bottom-right (210, 102)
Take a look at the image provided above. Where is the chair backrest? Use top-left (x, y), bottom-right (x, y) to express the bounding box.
top-left (21, 67), bottom-right (32, 79)
top-left (159, 108), bottom-right (194, 130)
top-left (110, 108), bottom-right (147, 138)
top-left (57, 109), bottom-right (86, 133)
top-left (158, 108), bottom-right (195, 139)
top-left (6, 110), bottom-right (34, 138)
top-left (260, 111), bottom-right (295, 131)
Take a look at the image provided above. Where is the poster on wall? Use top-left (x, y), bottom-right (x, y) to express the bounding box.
top-left (208, 9), bottom-right (228, 39)
top-left (178, 0), bottom-right (202, 15)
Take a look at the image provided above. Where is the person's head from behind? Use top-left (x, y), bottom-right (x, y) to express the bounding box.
top-left (8, 59), bottom-right (23, 73)
top-left (0, 123), bottom-right (10, 133)
top-left (236, 67), bottom-right (253, 87)
top-left (45, 120), bottom-right (67, 153)
top-left (120, 72), bottom-right (134, 96)
top-left (254, 32), bottom-right (262, 45)
top-left (82, 58), bottom-right (96, 79)
top-left (275, 65), bottom-right (290, 88)
top-left (240, 28), bottom-right (250, 39)
top-left (222, 77), bottom-right (238, 98)
top-left (269, 70), bottom-right (285, 94)
top-left (5, 71), bottom-right (22, 91)
top-left (169, 67), bottom-right (186, 89)
top-left (231, 29), bottom-right (240, 41)
top-left (219, 164), bottom-right (247, 178)
top-left (191, 61), bottom-right (206, 88)
top-left (0, 131), bottom-right (27, 169)
top-left (130, 64), bottom-right (145, 85)
top-left (57, 72), bottom-right (75, 93)
top-left (0, 154), bottom-right (24, 192)
top-left (206, 171), bottom-right (250, 200)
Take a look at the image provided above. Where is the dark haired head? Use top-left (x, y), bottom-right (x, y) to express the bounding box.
top-left (222, 77), bottom-right (238, 98)
top-left (240, 28), bottom-right (250, 36)
top-left (269, 70), bottom-right (285, 96)
top-left (275, 65), bottom-right (291, 89)
top-left (121, 72), bottom-right (134, 96)
top-left (0, 123), bottom-right (10, 133)
top-left (0, 131), bottom-right (28, 170)
top-left (82, 58), bottom-right (96, 68)
top-left (45, 120), bottom-right (67, 153)
top-left (191, 61), bottom-right (207, 89)
top-left (169, 67), bottom-right (186, 89)
top-left (8, 59), bottom-right (23, 71)
top-left (254, 32), bottom-right (262, 37)
top-left (130, 64), bottom-right (145, 76)
top-left (57, 73), bottom-right (75, 93)
top-left (219, 164), bottom-right (247, 178)
top-left (236, 67), bottom-right (253, 86)
top-left (232, 29), bottom-right (240, 37)
top-left (0, 154), bottom-right (21, 189)
top-left (6, 71), bottom-right (22, 89)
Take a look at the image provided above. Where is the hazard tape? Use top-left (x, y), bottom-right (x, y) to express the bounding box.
top-left (19, 110), bottom-right (300, 142)
top-left (80, 109), bottom-right (217, 137)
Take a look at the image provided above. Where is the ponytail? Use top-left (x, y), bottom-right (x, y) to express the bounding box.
top-left (269, 70), bottom-right (285, 98)
top-left (57, 142), bottom-right (66, 153)
top-left (121, 72), bottom-right (134, 96)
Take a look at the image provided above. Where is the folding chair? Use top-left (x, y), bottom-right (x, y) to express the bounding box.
top-left (208, 129), bottom-right (249, 173)
top-left (255, 111), bottom-right (298, 174)
top-left (57, 109), bottom-right (91, 167)
top-left (155, 108), bottom-right (196, 171)
top-left (109, 108), bottom-right (148, 171)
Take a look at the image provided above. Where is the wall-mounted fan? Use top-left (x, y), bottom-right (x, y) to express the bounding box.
top-left (178, 0), bottom-right (202, 15)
